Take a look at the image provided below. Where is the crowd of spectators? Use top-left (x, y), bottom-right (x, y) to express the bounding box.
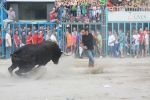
top-left (108, 27), bottom-right (150, 58)
top-left (107, 0), bottom-right (150, 11)
top-left (50, 0), bottom-right (105, 28)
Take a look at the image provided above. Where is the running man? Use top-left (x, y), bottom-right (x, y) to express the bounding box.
top-left (79, 27), bottom-right (100, 68)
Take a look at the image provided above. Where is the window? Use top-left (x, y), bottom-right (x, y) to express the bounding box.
top-left (18, 2), bottom-right (47, 20)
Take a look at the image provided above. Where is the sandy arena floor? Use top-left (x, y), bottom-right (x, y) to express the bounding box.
top-left (0, 56), bottom-right (150, 100)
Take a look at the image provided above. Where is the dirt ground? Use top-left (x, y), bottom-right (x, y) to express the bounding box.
top-left (0, 57), bottom-right (150, 100)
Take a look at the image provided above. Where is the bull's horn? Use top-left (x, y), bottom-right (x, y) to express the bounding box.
top-left (61, 51), bottom-right (73, 56)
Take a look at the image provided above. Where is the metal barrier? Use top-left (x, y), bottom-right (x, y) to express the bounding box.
top-left (0, 22), bottom-right (103, 59)
top-left (106, 7), bottom-right (150, 56)
top-left (108, 7), bottom-right (150, 12)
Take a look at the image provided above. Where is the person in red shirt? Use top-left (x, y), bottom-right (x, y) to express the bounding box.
top-left (38, 31), bottom-right (44, 44)
top-left (26, 31), bottom-right (32, 45)
top-left (14, 30), bottom-right (20, 51)
top-left (139, 28), bottom-right (145, 57)
top-left (32, 30), bottom-right (38, 44)
top-left (49, 8), bottom-right (62, 29)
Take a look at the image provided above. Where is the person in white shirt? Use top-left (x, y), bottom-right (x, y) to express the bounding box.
top-left (108, 31), bottom-right (115, 57)
top-left (5, 30), bottom-right (12, 59)
top-left (132, 30), bottom-right (140, 58)
top-left (50, 28), bottom-right (57, 42)
top-left (46, 31), bottom-right (50, 41)
top-left (145, 31), bottom-right (149, 57)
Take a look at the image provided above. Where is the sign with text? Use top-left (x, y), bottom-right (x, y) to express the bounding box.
top-left (108, 12), bottom-right (150, 22)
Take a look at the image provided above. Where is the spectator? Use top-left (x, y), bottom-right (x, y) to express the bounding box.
top-left (139, 28), bottom-right (145, 57)
top-left (14, 30), bottom-right (20, 51)
top-left (62, 6), bottom-right (67, 22)
top-left (96, 4), bottom-right (102, 21)
top-left (119, 29), bottom-right (125, 58)
top-left (32, 30), bottom-right (38, 44)
top-left (20, 31), bottom-right (26, 47)
top-left (145, 30), bottom-right (149, 57)
top-left (96, 30), bottom-right (103, 58)
top-left (92, 2), bottom-right (97, 22)
top-left (66, 31), bottom-right (73, 53)
top-left (108, 31), bottom-right (115, 57)
top-left (126, 32), bottom-right (130, 56)
top-left (65, 12), bottom-right (70, 27)
top-left (77, 30), bottom-right (83, 58)
top-left (72, 28), bottom-right (77, 52)
top-left (114, 31), bottom-right (119, 58)
top-left (81, 1), bottom-right (87, 15)
top-left (50, 28), bottom-right (57, 42)
top-left (83, 14), bottom-right (89, 24)
top-left (46, 31), bottom-right (50, 41)
top-left (5, 30), bottom-right (12, 59)
top-left (38, 31), bottom-right (44, 44)
top-left (76, 2), bottom-right (81, 16)
top-left (2, 7), bottom-right (16, 30)
top-left (49, 8), bottom-right (62, 29)
top-left (71, 3), bottom-right (77, 17)
top-left (26, 31), bottom-right (32, 45)
top-left (70, 14), bottom-right (75, 22)
top-left (132, 30), bottom-right (140, 58)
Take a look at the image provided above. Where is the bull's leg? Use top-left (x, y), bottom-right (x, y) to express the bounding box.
top-left (8, 64), bottom-right (17, 75)
top-left (15, 69), bottom-right (24, 77)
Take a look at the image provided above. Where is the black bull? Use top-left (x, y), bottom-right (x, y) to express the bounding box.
top-left (8, 41), bottom-right (69, 77)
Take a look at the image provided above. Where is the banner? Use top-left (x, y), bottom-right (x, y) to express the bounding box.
top-left (108, 12), bottom-right (150, 22)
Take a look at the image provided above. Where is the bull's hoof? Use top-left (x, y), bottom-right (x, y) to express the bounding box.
top-left (8, 68), bottom-right (13, 76)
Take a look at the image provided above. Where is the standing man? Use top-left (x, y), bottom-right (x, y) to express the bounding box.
top-left (79, 27), bottom-right (99, 68)
top-left (20, 31), bottom-right (26, 47)
top-left (132, 30), bottom-right (140, 58)
top-left (5, 30), bottom-right (12, 59)
top-left (139, 28), bottom-right (145, 57)
top-left (145, 30), bottom-right (149, 57)
top-left (32, 30), bottom-right (38, 44)
top-left (119, 29), bottom-right (125, 58)
top-left (108, 31), bottom-right (115, 57)
top-left (14, 30), bottom-right (20, 51)
top-left (96, 30), bottom-right (103, 58)
top-left (26, 31), bottom-right (32, 45)
top-left (38, 31), bottom-right (44, 44)
top-left (2, 7), bottom-right (16, 30)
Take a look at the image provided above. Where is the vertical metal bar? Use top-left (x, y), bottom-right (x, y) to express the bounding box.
top-left (106, 8), bottom-right (108, 56)
top-left (148, 23), bottom-right (150, 55)
top-left (130, 23), bottom-right (132, 55)
top-left (124, 23), bottom-right (126, 55)
top-left (112, 23), bottom-right (114, 34)
top-left (32, 24), bottom-right (34, 34)
top-left (12, 23), bottom-right (15, 52)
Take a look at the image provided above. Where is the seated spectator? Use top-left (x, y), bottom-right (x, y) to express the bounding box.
top-left (14, 30), bottom-right (20, 51)
top-left (20, 31), bottom-right (26, 47)
top-left (65, 12), bottom-right (70, 27)
top-left (76, 2), bottom-right (81, 16)
top-left (92, 2), bottom-right (97, 22)
top-left (83, 14), bottom-right (89, 24)
top-left (62, 6), bottom-right (67, 22)
top-left (49, 8), bottom-right (62, 29)
top-left (32, 30), bottom-right (38, 44)
top-left (2, 7), bottom-right (16, 31)
top-left (38, 31), bottom-right (44, 44)
top-left (26, 31), bottom-right (32, 45)
top-left (75, 14), bottom-right (82, 22)
top-left (96, 4), bottom-right (101, 21)
top-left (70, 14), bottom-right (75, 22)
